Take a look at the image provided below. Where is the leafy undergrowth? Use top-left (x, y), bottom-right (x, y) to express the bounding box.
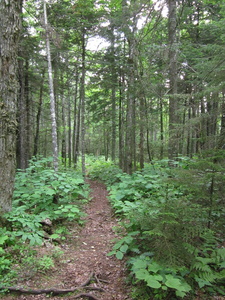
top-left (88, 155), bottom-right (225, 299)
top-left (0, 156), bottom-right (89, 288)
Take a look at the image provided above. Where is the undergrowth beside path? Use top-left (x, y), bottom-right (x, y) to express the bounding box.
top-left (0, 179), bottom-right (131, 300)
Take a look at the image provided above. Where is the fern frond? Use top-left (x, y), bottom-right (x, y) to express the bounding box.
top-left (193, 261), bottom-right (211, 272)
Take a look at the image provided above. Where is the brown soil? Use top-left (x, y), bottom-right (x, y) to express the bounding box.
top-left (1, 180), bottom-right (132, 300)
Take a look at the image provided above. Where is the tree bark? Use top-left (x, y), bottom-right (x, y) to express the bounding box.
top-left (168, 0), bottom-right (179, 161)
top-left (123, 0), bottom-right (137, 174)
top-left (17, 57), bottom-right (30, 169)
top-left (218, 94), bottom-right (225, 149)
top-left (33, 69), bottom-right (45, 157)
top-left (110, 24), bottom-right (117, 162)
top-left (80, 29), bottom-right (86, 176)
top-left (0, 0), bottom-right (21, 212)
top-left (43, 0), bottom-right (58, 172)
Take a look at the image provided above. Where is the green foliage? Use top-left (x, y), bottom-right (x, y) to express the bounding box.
top-left (13, 157), bottom-right (88, 213)
top-left (107, 231), bottom-right (140, 260)
top-left (53, 204), bottom-right (86, 223)
top-left (106, 159), bottom-right (225, 298)
top-left (86, 156), bottom-right (123, 184)
top-left (0, 157), bottom-right (89, 287)
top-left (130, 254), bottom-right (191, 298)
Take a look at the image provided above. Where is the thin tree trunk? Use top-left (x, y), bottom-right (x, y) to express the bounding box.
top-left (61, 73), bottom-right (67, 168)
top-left (80, 29), bottom-right (86, 176)
top-left (139, 95), bottom-right (145, 169)
top-left (218, 94), bottom-right (225, 149)
top-left (110, 25), bottom-right (117, 162)
top-left (74, 98), bottom-right (81, 168)
top-left (17, 55), bottom-right (27, 169)
top-left (160, 96), bottom-right (164, 159)
top-left (123, 0), bottom-right (137, 174)
top-left (25, 59), bottom-right (31, 164)
top-left (72, 68), bottom-right (80, 165)
top-left (118, 41), bottom-right (126, 171)
top-left (168, 0), bottom-right (179, 161)
top-left (33, 69), bottom-right (45, 157)
top-left (68, 94), bottom-right (72, 168)
top-left (43, 0), bottom-right (58, 172)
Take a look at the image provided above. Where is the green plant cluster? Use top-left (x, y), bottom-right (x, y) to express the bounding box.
top-left (86, 156), bottom-right (123, 185)
top-left (103, 157), bottom-right (225, 299)
top-left (0, 156), bottom-right (88, 287)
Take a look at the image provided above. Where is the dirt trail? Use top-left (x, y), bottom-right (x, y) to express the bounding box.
top-left (1, 180), bottom-right (131, 300)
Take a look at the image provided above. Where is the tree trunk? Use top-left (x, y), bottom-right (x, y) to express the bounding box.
top-left (0, 0), bottom-right (21, 212)
top-left (118, 41), bottom-right (126, 171)
top-left (80, 29), bottom-right (86, 176)
top-left (123, 0), bottom-right (137, 174)
top-left (68, 94), bottom-right (72, 168)
top-left (110, 25), bottom-right (117, 162)
top-left (218, 94), bottom-right (225, 149)
top-left (168, 0), bottom-right (179, 161)
top-left (43, 0), bottom-right (58, 172)
top-left (160, 96), bottom-right (164, 159)
top-left (33, 69), bottom-right (45, 157)
top-left (72, 68), bottom-right (80, 167)
top-left (61, 73), bottom-right (67, 167)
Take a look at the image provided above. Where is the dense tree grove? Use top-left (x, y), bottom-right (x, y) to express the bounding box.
top-left (3, 0), bottom-right (222, 173)
top-left (1, 1), bottom-right (225, 298)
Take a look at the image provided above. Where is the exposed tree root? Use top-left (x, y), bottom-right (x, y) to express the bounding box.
top-left (73, 293), bottom-right (100, 300)
top-left (0, 272), bottom-right (104, 299)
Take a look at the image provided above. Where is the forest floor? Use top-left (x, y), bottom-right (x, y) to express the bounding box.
top-left (1, 180), bottom-right (132, 300)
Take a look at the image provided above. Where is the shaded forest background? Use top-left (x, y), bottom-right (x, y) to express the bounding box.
top-left (16, 0), bottom-right (225, 173)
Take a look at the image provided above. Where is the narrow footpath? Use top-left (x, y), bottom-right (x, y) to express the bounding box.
top-left (2, 180), bottom-right (131, 300)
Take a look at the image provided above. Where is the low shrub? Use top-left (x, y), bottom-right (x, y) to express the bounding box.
top-left (107, 161), bottom-right (225, 299)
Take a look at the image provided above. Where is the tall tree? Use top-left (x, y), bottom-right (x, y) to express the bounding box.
top-left (80, 28), bottom-right (86, 176)
top-left (0, 0), bottom-right (21, 212)
top-left (167, 0), bottom-right (179, 160)
top-left (43, 0), bottom-right (58, 172)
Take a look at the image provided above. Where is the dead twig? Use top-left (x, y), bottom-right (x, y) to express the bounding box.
top-left (73, 293), bottom-right (100, 300)
top-left (0, 272), bottom-right (105, 296)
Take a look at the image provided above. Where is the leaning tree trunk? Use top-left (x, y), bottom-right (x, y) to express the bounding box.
top-left (0, 0), bottom-right (21, 212)
top-left (43, 0), bottom-right (58, 172)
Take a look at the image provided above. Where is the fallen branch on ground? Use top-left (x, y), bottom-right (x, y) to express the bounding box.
top-left (0, 272), bottom-right (105, 297)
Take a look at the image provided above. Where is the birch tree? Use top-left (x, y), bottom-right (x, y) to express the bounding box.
top-left (43, 0), bottom-right (58, 172)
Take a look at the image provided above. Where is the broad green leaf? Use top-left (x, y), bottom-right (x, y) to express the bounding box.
top-left (50, 233), bottom-right (60, 239)
top-left (146, 275), bottom-right (162, 289)
top-left (135, 269), bottom-right (149, 280)
top-left (165, 275), bottom-right (182, 290)
top-left (116, 251), bottom-right (124, 260)
top-left (0, 236), bottom-right (8, 245)
top-left (132, 258), bottom-right (149, 270)
top-left (148, 261), bottom-right (162, 273)
top-left (146, 183), bottom-right (153, 189)
top-left (45, 189), bottom-right (55, 196)
top-left (106, 250), bottom-right (116, 256)
top-left (120, 244), bottom-right (129, 253)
